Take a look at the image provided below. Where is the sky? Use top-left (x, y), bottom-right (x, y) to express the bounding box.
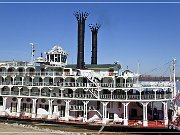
top-left (0, 0), bottom-right (180, 76)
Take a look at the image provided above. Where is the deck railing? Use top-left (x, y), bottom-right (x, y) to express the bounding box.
top-left (0, 89), bottom-right (172, 101)
top-left (0, 81), bottom-right (172, 89)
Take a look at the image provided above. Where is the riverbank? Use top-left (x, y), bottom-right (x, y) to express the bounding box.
top-left (0, 122), bottom-right (96, 135)
top-left (0, 122), bottom-right (142, 135)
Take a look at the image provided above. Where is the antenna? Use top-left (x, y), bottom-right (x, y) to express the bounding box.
top-left (29, 43), bottom-right (35, 64)
top-left (137, 62), bottom-right (140, 84)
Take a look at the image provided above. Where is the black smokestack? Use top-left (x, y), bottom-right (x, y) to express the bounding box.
top-left (89, 23), bottom-right (101, 65)
top-left (74, 11), bottom-right (89, 69)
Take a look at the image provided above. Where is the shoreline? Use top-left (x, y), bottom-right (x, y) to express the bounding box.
top-left (0, 122), bottom-right (142, 135)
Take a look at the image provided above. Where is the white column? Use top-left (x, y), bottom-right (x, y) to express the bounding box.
top-left (61, 89), bottom-right (64, 98)
top-left (142, 102), bottom-right (148, 127)
top-left (42, 77), bottom-right (45, 86)
top-left (83, 101), bottom-right (89, 122)
top-left (22, 77), bottom-right (24, 85)
top-left (162, 101), bottom-right (168, 126)
top-left (101, 102), bottom-right (109, 124)
top-left (32, 98), bottom-right (37, 118)
top-left (60, 54), bottom-right (61, 63)
top-left (122, 102), bottom-right (129, 126)
top-left (64, 100), bottom-right (71, 121)
top-left (2, 97), bottom-right (7, 116)
top-left (48, 99), bottom-right (54, 119)
top-left (98, 89), bottom-right (100, 99)
top-left (18, 87), bottom-right (21, 96)
top-left (53, 54), bottom-right (55, 62)
top-left (125, 91), bottom-right (128, 100)
top-left (16, 98), bottom-right (22, 117)
top-left (113, 76), bottom-right (116, 88)
top-left (154, 89), bottom-right (157, 100)
top-left (110, 90), bottom-right (113, 100)
top-left (124, 78), bottom-right (127, 87)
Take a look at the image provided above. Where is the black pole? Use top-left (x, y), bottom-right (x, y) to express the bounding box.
top-left (89, 23), bottom-right (101, 65)
top-left (74, 11), bottom-right (89, 69)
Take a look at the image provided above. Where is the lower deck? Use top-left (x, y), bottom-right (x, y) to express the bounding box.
top-left (0, 96), bottom-right (171, 128)
top-left (0, 115), bottom-right (170, 132)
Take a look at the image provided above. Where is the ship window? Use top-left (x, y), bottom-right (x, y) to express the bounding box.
top-left (26, 98), bottom-right (31, 102)
top-left (57, 99), bottom-right (61, 104)
top-left (47, 55), bottom-right (49, 61)
top-left (50, 54), bottom-right (54, 61)
top-left (41, 98), bottom-right (46, 103)
top-left (55, 57), bottom-right (58, 62)
top-left (61, 54), bottom-right (67, 63)
top-left (58, 55), bottom-right (60, 62)
top-left (12, 97), bottom-right (17, 101)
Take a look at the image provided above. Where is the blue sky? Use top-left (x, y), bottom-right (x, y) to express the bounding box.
top-left (0, 1), bottom-right (180, 76)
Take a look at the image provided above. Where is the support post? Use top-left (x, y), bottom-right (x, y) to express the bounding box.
top-left (48, 99), bottom-right (54, 119)
top-left (64, 100), bottom-right (71, 121)
top-left (162, 101), bottom-right (168, 126)
top-left (83, 101), bottom-right (89, 122)
top-left (101, 102), bottom-right (109, 124)
top-left (16, 98), bottom-right (22, 117)
top-left (32, 98), bottom-right (37, 118)
top-left (2, 97), bottom-right (7, 116)
top-left (122, 102), bottom-right (129, 126)
top-left (142, 102), bottom-right (148, 127)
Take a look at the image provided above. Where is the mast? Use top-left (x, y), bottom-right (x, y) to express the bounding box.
top-left (172, 58), bottom-right (177, 120)
top-left (30, 43), bottom-right (35, 64)
top-left (173, 58), bottom-right (176, 98)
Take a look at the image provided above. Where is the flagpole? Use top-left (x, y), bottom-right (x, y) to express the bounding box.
top-left (29, 43), bottom-right (35, 64)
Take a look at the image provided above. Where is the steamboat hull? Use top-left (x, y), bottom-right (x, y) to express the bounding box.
top-left (0, 115), bottom-right (174, 133)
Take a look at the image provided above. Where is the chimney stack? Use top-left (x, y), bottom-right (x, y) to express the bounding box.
top-left (74, 11), bottom-right (89, 69)
top-left (89, 23), bottom-right (101, 65)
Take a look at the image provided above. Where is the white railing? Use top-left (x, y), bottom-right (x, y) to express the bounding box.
top-left (0, 71), bottom-right (63, 77)
top-left (0, 81), bottom-right (172, 89)
top-left (69, 105), bottom-right (96, 110)
top-left (0, 89), bottom-right (173, 100)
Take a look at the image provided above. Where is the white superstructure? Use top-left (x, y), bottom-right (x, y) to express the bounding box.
top-left (0, 45), bottom-right (177, 127)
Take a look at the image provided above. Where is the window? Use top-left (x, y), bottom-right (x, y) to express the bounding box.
top-left (61, 54), bottom-right (67, 63)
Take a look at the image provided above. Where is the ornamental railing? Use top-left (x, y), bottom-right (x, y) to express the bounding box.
top-left (0, 81), bottom-right (172, 88)
top-left (0, 90), bottom-right (172, 100)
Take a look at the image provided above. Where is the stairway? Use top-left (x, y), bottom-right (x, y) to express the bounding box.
top-left (86, 72), bottom-right (101, 99)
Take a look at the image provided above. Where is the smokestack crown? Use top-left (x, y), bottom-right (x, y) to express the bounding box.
top-left (89, 23), bottom-right (101, 33)
top-left (74, 11), bottom-right (89, 23)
